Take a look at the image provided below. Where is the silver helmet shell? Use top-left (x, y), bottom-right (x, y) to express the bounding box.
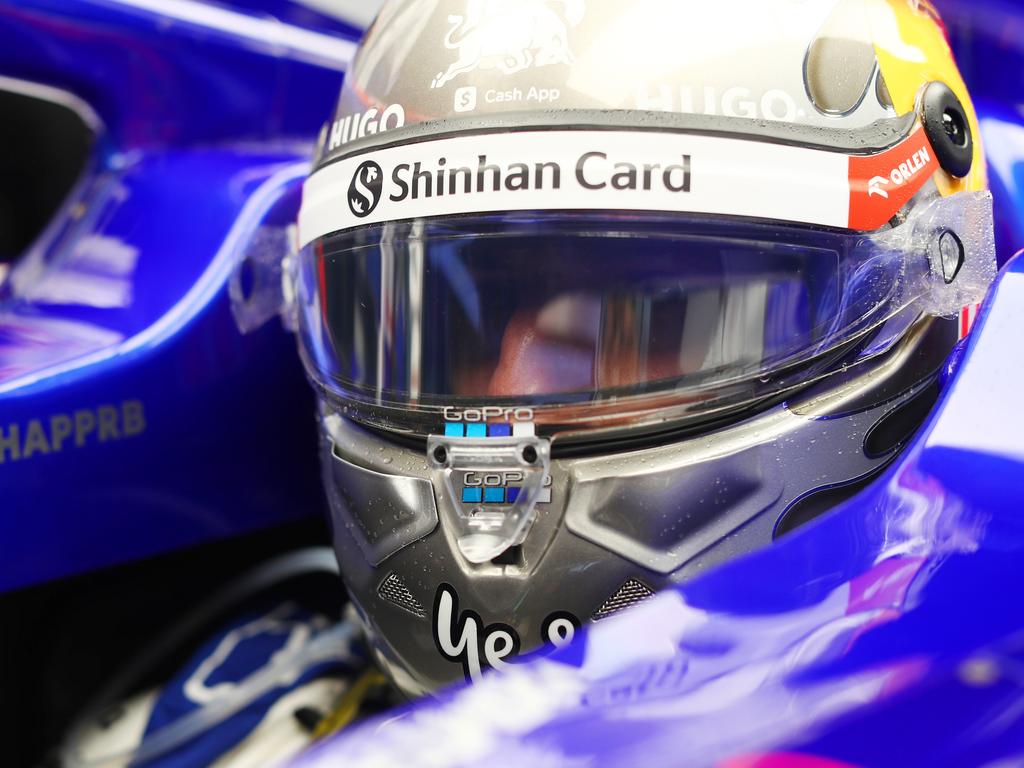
top-left (294, 0), bottom-right (995, 694)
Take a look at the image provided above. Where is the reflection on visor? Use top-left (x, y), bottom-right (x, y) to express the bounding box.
top-left (297, 194), bottom-right (994, 435)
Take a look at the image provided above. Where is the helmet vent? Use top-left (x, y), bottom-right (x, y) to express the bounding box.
top-left (378, 573), bottom-right (425, 618)
top-left (804, 0), bottom-right (877, 117)
top-left (592, 579), bottom-right (656, 621)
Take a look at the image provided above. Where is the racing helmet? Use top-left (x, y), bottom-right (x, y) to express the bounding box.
top-left (293, 0), bottom-right (996, 695)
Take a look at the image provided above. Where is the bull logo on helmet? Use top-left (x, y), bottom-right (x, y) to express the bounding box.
top-left (430, 0), bottom-right (586, 90)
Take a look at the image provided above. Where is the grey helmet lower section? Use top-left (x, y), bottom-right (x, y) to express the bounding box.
top-left (319, 318), bottom-right (957, 696)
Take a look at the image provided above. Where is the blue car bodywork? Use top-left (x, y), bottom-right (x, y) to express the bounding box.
top-left (3, 0), bottom-right (1024, 765)
top-left (0, 0), bottom-right (367, 592)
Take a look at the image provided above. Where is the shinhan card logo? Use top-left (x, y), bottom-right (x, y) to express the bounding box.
top-left (348, 161), bottom-right (383, 218)
top-left (383, 152), bottom-right (691, 203)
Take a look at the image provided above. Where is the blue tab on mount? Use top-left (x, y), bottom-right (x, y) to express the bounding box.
top-left (466, 424), bottom-right (487, 438)
top-left (445, 423), bottom-right (465, 438)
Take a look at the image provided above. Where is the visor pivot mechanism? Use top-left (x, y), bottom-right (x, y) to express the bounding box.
top-left (938, 230), bottom-right (966, 285)
top-left (229, 224), bottom-right (300, 333)
top-left (921, 81), bottom-right (974, 179)
top-left (427, 432), bottom-right (551, 565)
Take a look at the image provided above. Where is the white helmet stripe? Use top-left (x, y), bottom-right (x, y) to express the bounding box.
top-left (299, 129), bottom-right (853, 248)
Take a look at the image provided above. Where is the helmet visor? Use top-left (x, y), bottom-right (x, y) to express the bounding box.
top-left (296, 193), bottom-right (993, 438)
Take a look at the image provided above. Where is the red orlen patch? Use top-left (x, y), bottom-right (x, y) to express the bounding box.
top-left (721, 754), bottom-right (861, 768)
top-left (849, 128), bottom-right (938, 231)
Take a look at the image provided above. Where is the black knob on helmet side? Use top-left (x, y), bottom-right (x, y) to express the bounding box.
top-left (921, 81), bottom-right (974, 178)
